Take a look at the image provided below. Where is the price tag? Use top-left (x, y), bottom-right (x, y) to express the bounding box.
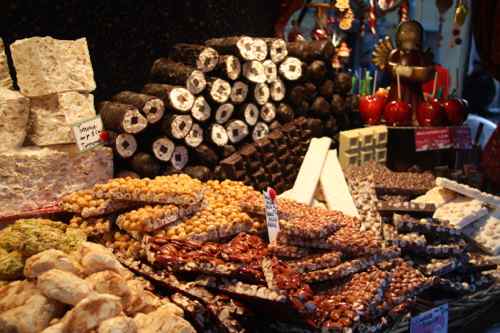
top-left (452, 126), bottom-right (473, 149)
top-left (415, 128), bottom-right (452, 152)
top-left (263, 187), bottom-right (280, 243)
top-left (410, 304), bottom-right (448, 333)
top-left (72, 115), bottom-right (104, 151)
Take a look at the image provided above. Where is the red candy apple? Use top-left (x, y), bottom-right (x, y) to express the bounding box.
top-left (384, 100), bottom-right (412, 126)
top-left (417, 99), bottom-right (443, 126)
top-left (359, 95), bottom-right (386, 125)
top-left (442, 97), bottom-right (468, 125)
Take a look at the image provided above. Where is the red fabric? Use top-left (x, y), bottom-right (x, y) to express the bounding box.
top-left (481, 126), bottom-right (500, 186)
top-left (422, 64), bottom-right (450, 98)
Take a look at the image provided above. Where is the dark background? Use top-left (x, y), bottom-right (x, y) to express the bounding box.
top-left (1, 0), bottom-right (281, 100)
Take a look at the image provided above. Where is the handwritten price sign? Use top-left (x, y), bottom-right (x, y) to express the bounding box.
top-left (72, 116), bottom-right (104, 151)
top-left (263, 187), bottom-right (280, 243)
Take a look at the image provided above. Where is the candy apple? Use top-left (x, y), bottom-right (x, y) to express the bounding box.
top-left (384, 100), bottom-right (412, 126)
top-left (442, 97), bottom-right (468, 125)
top-left (359, 95), bottom-right (386, 125)
top-left (417, 99), bottom-right (444, 126)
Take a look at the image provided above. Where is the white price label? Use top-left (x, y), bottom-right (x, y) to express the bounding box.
top-left (72, 116), bottom-right (104, 151)
top-left (410, 304), bottom-right (448, 333)
top-left (263, 188), bottom-right (280, 243)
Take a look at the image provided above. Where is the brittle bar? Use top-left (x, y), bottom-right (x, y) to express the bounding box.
top-left (393, 214), bottom-right (461, 237)
top-left (59, 189), bottom-right (133, 217)
top-left (287, 251), bottom-right (342, 273)
top-left (376, 201), bottom-right (435, 216)
top-left (268, 242), bottom-right (311, 259)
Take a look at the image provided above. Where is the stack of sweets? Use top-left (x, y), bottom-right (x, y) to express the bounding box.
top-left (338, 126), bottom-right (387, 169)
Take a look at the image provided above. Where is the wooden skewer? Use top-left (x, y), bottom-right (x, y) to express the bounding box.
top-left (372, 70), bottom-right (378, 95)
top-left (396, 72), bottom-right (401, 101)
top-left (432, 71), bottom-right (438, 99)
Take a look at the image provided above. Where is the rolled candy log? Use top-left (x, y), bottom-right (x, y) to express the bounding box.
top-left (252, 122), bottom-right (269, 141)
top-left (263, 60), bottom-right (278, 83)
top-left (304, 60), bottom-right (327, 83)
top-left (276, 103), bottom-right (294, 123)
top-left (170, 43), bottom-right (219, 73)
top-left (194, 144), bottom-right (220, 167)
top-left (287, 85), bottom-right (306, 107)
top-left (220, 144), bottom-right (237, 158)
top-left (149, 58), bottom-right (207, 95)
top-left (171, 145), bottom-right (189, 170)
top-left (184, 165), bottom-right (213, 182)
top-left (191, 96), bottom-right (211, 122)
top-left (205, 36), bottom-right (256, 61)
top-left (252, 38), bottom-right (268, 61)
top-left (213, 55), bottom-right (241, 81)
top-left (105, 130), bottom-right (138, 159)
top-left (287, 40), bottom-right (335, 62)
top-left (98, 101), bottom-right (148, 134)
top-left (208, 123), bottom-right (229, 147)
top-left (319, 79), bottom-right (334, 98)
top-left (161, 114), bottom-right (193, 139)
top-left (242, 61), bottom-right (266, 83)
top-left (303, 82), bottom-right (318, 102)
top-left (253, 82), bottom-right (270, 106)
top-left (269, 79), bottom-right (286, 102)
top-left (263, 38), bottom-right (288, 63)
top-left (142, 83), bottom-right (194, 113)
top-left (269, 120), bottom-right (281, 131)
top-left (214, 103), bottom-right (234, 124)
top-left (184, 123), bottom-right (204, 148)
top-left (260, 102), bottom-right (276, 123)
top-left (333, 72), bottom-right (353, 94)
top-left (129, 152), bottom-right (162, 178)
top-left (226, 119), bottom-right (249, 144)
top-left (205, 78), bottom-right (231, 104)
top-left (151, 136), bottom-right (176, 162)
top-left (240, 103), bottom-right (259, 126)
top-left (279, 57), bottom-right (302, 81)
top-left (230, 81), bottom-right (249, 104)
top-left (111, 90), bottom-right (165, 124)
top-left (311, 96), bottom-right (331, 118)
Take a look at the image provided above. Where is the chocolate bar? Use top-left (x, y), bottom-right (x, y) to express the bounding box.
top-left (376, 201), bottom-right (435, 216)
top-left (393, 214), bottom-right (461, 237)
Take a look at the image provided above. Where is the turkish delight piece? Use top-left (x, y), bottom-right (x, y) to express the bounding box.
top-left (28, 92), bottom-right (96, 146)
top-left (0, 39), bottom-right (12, 89)
top-left (0, 88), bottom-right (30, 151)
top-left (10, 36), bottom-right (95, 97)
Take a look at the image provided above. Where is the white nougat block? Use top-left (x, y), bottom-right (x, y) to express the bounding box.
top-left (374, 147), bottom-right (387, 162)
top-left (0, 39), bottom-right (12, 89)
top-left (28, 92), bottom-right (96, 146)
top-left (0, 88), bottom-right (30, 151)
top-left (320, 150), bottom-right (359, 217)
top-left (290, 137), bottom-right (332, 205)
top-left (10, 36), bottom-right (96, 96)
top-left (0, 146), bottom-right (113, 215)
top-left (371, 125), bottom-right (388, 145)
top-left (339, 151), bottom-right (359, 169)
top-left (339, 130), bottom-right (359, 152)
top-left (360, 149), bottom-right (374, 164)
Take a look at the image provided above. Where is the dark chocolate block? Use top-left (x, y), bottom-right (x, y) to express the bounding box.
top-left (376, 201), bottom-right (436, 216)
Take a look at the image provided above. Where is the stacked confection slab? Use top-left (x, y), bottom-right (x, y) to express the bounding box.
top-left (0, 37), bottom-right (113, 215)
top-left (338, 125), bottom-right (387, 169)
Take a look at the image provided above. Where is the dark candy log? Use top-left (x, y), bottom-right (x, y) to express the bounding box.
top-left (184, 165), bottom-right (213, 182)
top-left (209, 124), bottom-right (229, 146)
top-left (253, 82), bottom-right (270, 105)
top-left (264, 38), bottom-right (288, 63)
top-left (306, 60), bottom-right (328, 83)
top-left (106, 131), bottom-right (138, 159)
top-left (311, 96), bottom-right (331, 118)
top-left (152, 136), bottom-right (176, 162)
top-left (213, 55), bottom-right (241, 81)
top-left (288, 85), bottom-right (306, 107)
top-left (260, 102), bottom-right (277, 123)
top-left (220, 145), bottom-right (237, 158)
top-left (226, 119), bottom-right (249, 144)
top-left (269, 79), bottom-right (286, 102)
top-left (205, 36), bottom-right (256, 61)
top-left (263, 60), bottom-right (278, 83)
top-left (252, 122), bottom-right (270, 141)
top-left (333, 72), bottom-right (353, 94)
top-left (287, 40), bottom-right (335, 62)
top-left (161, 114), bottom-right (193, 139)
top-left (215, 103), bottom-right (234, 124)
top-left (303, 82), bottom-right (318, 102)
top-left (142, 83), bottom-right (194, 112)
top-left (241, 103), bottom-right (259, 126)
top-left (279, 57), bottom-right (302, 81)
top-left (230, 81), bottom-right (249, 104)
top-left (242, 61), bottom-right (266, 83)
top-left (306, 118), bottom-right (323, 137)
top-left (130, 152), bottom-right (162, 178)
top-left (111, 91), bottom-right (165, 124)
top-left (331, 94), bottom-right (347, 114)
top-left (171, 145), bottom-right (189, 170)
top-left (194, 144), bottom-right (220, 167)
top-left (276, 103), bottom-right (294, 123)
top-left (170, 43), bottom-right (219, 73)
top-left (98, 101), bottom-right (148, 134)
top-left (149, 58), bottom-right (207, 94)
top-left (205, 78), bottom-right (231, 104)
top-left (191, 96), bottom-right (212, 122)
top-left (184, 123), bottom-right (204, 148)
top-left (319, 79), bottom-right (335, 98)
top-left (269, 120), bottom-right (281, 130)
top-left (115, 170), bottom-right (140, 178)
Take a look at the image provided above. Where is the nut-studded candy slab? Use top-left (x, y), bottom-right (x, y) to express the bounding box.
top-left (68, 215), bottom-right (112, 237)
top-left (280, 215), bottom-right (340, 240)
top-left (60, 189), bottom-right (134, 218)
top-left (94, 174), bottom-right (204, 205)
top-left (326, 225), bottom-right (382, 257)
top-left (393, 214), bottom-right (461, 237)
top-left (287, 251), bottom-right (343, 273)
top-left (268, 242), bottom-right (311, 259)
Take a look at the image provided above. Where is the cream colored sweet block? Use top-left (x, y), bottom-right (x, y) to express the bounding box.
top-left (0, 39), bottom-right (12, 89)
top-left (374, 147), bottom-right (387, 162)
top-left (0, 145), bottom-right (113, 215)
top-left (28, 92), bottom-right (96, 146)
top-left (10, 36), bottom-right (96, 97)
top-left (360, 128), bottom-right (374, 147)
top-left (339, 130), bottom-right (360, 152)
top-left (360, 149), bottom-right (374, 164)
top-left (0, 88), bottom-right (30, 151)
top-left (371, 125), bottom-right (388, 146)
top-left (339, 150), bottom-right (360, 169)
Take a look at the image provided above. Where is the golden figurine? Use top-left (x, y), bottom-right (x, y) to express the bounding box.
top-left (372, 20), bottom-right (435, 113)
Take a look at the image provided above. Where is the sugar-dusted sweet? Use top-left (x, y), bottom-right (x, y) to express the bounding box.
top-left (0, 88), bottom-right (30, 151)
top-left (27, 92), bottom-right (96, 146)
top-left (10, 36), bottom-right (96, 96)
